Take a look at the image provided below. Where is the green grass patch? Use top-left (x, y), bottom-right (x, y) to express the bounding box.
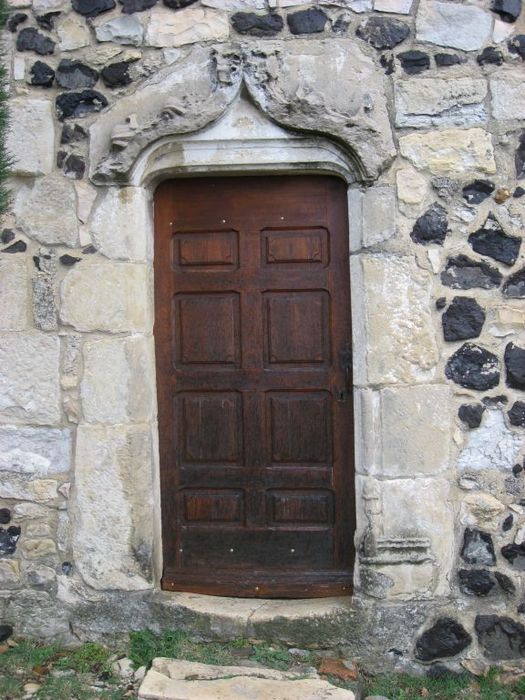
top-left (54, 642), bottom-right (112, 674)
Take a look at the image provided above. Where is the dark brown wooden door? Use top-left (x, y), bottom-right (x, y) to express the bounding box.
top-left (154, 175), bottom-right (354, 598)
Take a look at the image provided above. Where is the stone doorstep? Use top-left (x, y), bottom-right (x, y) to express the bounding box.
top-left (138, 658), bottom-right (355, 700)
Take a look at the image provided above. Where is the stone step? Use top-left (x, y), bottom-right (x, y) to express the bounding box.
top-left (138, 658), bottom-right (355, 700)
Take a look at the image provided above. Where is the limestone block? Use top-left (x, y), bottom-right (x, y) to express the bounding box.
top-left (12, 503), bottom-right (52, 520)
top-left (0, 332), bottom-right (60, 424)
top-left (75, 181), bottom-right (97, 224)
top-left (0, 426), bottom-right (71, 476)
top-left (395, 77), bottom-right (488, 128)
top-left (457, 410), bottom-right (522, 471)
top-left (202, 0), bottom-right (265, 8)
top-left (90, 187), bottom-right (150, 262)
top-left (490, 72), bottom-right (525, 121)
top-left (493, 19), bottom-right (514, 44)
top-left (0, 477), bottom-right (58, 502)
top-left (57, 14), bottom-right (91, 51)
top-left (13, 57), bottom-right (25, 81)
top-left (376, 562), bottom-right (436, 600)
top-left (33, 0), bottom-right (67, 10)
top-left (399, 129), bottom-right (496, 176)
top-left (460, 493), bottom-right (506, 532)
top-left (360, 255), bottom-right (438, 384)
top-left (0, 560), bottom-right (21, 588)
top-left (95, 16), bottom-right (144, 46)
top-left (72, 424), bottom-right (154, 591)
top-left (145, 7), bottom-right (229, 48)
top-left (416, 1), bottom-right (492, 51)
top-left (361, 186), bottom-right (396, 248)
top-left (15, 175), bottom-right (79, 247)
top-left (20, 538), bottom-right (57, 559)
top-left (0, 258), bottom-right (29, 331)
top-left (396, 167), bottom-right (428, 205)
top-left (374, 0), bottom-right (413, 13)
top-left (6, 98), bottom-right (54, 176)
top-left (81, 335), bottom-right (155, 423)
top-left (379, 385), bottom-right (451, 477)
top-left (60, 262), bottom-right (151, 332)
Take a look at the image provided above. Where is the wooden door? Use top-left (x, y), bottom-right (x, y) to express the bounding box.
top-left (154, 175), bottom-right (354, 598)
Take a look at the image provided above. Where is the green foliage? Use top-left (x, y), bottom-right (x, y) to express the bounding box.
top-left (364, 671), bottom-right (471, 700)
top-left (250, 643), bottom-right (295, 671)
top-left (0, 639), bottom-right (61, 673)
top-left (54, 642), bottom-right (111, 674)
top-left (0, 673), bottom-right (23, 699)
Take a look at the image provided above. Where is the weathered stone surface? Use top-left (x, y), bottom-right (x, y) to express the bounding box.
top-left (509, 34), bottom-right (525, 59)
top-left (399, 129), bottom-right (496, 175)
top-left (29, 60), bottom-right (55, 87)
top-left (503, 267), bottom-right (525, 298)
top-left (7, 98), bottom-right (54, 176)
top-left (463, 180), bottom-right (495, 205)
top-left (20, 538), bottom-right (57, 559)
top-left (353, 186), bottom-right (396, 248)
top-left (101, 60), bottom-right (134, 87)
top-left (95, 15), bottom-right (144, 45)
top-left (411, 203), bottom-right (448, 245)
top-left (356, 16), bottom-right (409, 49)
top-left (397, 50), bottom-right (429, 75)
top-left (416, 1), bottom-right (492, 51)
top-left (231, 12), bottom-right (283, 37)
top-left (374, 0), bottom-right (412, 13)
top-left (475, 616), bottom-right (525, 659)
top-left (457, 410), bottom-right (522, 471)
top-left (446, 343), bottom-right (500, 391)
top-left (163, 0), bottom-right (198, 7)
top-left (516, 131), bottom-right (525, 178)
top-left (8, 12), bottom-right (28, 32)
top-left (459, 569), bottom-right (496, 596)
top-left (0, 560), bottom-right (20, 588)
top-left (57, 14), bottom-right (91, 51)
top-left (504, 343), bottom-right (525, 389)
top-left (478, 47), bottom-right (504, 66)
top-left (90, 187), bottom-right (150, 261)
top-left (360, 256), bottom-right (438, 383)
top-left (120, 0), bottom-right (157, 13)
top-left (442, 297), bottom-right (485, 342)
top-left (0, 526), bottom-right (21, 556)
top-left (0, 258), bottom-right (29, 331)
top-left (460, 493), bottom-right (505, 532)
top-left (63, 154), bottom-right (86, 179)
top-left (56, 59), bottom-right (98, 89)
top-left (441, 255), bottom-right (502, 290)
top-left (492, 0), bottom-right (522, 23)
top-left (458, 403), bottom-right (485, 429)
top-left (501, 542), bottom-right (525, 569)
top-left (15, 175), bottom-right (78, 246)
top-left (395, 77), bottom-right (487, 128)
top-left (60, 262), bottom-right (150, 332)
top-left (145, 7), bottom-right (229, 47)
top-left (72, 0), bottom-right (115, 17)
top-left (491, 72), bottom-right (525, 121)
top-left (0, 333), bottom-right (60, 424)
top-left (415, 618), bottom-right (472, 661)
top-left (461, 528), bottom-right (496, 566)
top-left (435, 53), bottom-right (463, 67)
top-left (72, 424), bottom-right (154, 590)
top-left (495, 572), bottom-right (515, 594)
top-left (56, 89), bottom-right (108, 120)
top-left (396, 168), bottom-right (428, 205)
top-left (17, 27), bottom-right (55, 55)
top-left (509, 401), bottom-right (525, 426)
top-left (469, 215), bottom-right (520, 266)
top-left (0, 509), bottom-right (10, 524)
top-left (0, 426), bottom-right (71, 476)
top-left (81, 335), bottom-right (154, 423)
top-left (287, 9), bottom-right (327, 35)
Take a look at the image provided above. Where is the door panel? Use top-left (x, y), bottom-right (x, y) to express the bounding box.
top-left (154, 175), bottom-right (354, 598)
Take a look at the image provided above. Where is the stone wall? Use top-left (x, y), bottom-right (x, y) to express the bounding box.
top-left (1, 0), bottom-right (525, 673)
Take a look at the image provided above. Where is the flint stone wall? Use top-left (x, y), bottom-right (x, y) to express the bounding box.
top-left (1, 0), bottom-right (525, 673)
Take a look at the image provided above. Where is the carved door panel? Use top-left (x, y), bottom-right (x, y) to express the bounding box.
top-left (154, 175), bottom-right (354, 598)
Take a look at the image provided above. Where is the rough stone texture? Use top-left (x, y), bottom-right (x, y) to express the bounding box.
top-left (415, 618), bottom-right (472, 661)
top-left (57, 14), bottom-right (91, 51)
top-left (60, 262), bottom-right (151, 332)
top-left (29, 60), bottom-right (55, 87)
top-left (15, 175), bottom-right (78, 246)
top-left (441, 255), bottom-right (502, 290)
top-left (356, 16), bottom-right (409, 49)
top-left (475, 616), bottom-right (525, 660)
top-left (503, 267), bottom-right (525, 298)
top-left (469, 214), bottom-right (521, 266)
top-left (287, 9), bottom-right (327, 35)
top-left (7, 98), bottom-right (54, 176)
top-left (90, 187), bottom-right (150, 261)
top-left (458, 403), bottom-right (485, 429)
top-left (460, 493), bottom-right (505, 532)
top-left (491, 71), bottom-right (525, 121)
top-left (458, 569), bottom-right (495, 597)
top-left (445, 343), bottom-right (500, 391)
top-left (442, 297), bottom-right (485, 341)
top-left (55, 59), bottom-right (99, 89)
top-left (95, 15), bottom-right (144, 45)
top-left (0, 426), bottom-right (71, 476)
top-left (461, 528), bottom-right (496, 566)
top-left (492, 0), bottom-right (522, 23)
top-left (72, 424), bottom-right (154, 590)
top-left (504, 343), bottom-right (525, 389)
top-left (231, 12), bottom-right (283, 37)
top-left (56, 89), bottom-right (108, 119)
top-left (17, 27), bottom-right (55, 55)
top-left (145, 7), bottom-right (229, 47)
top-left (410, 203), bottom-right (448, 245)
top-left (397, 50), bottom-right (430, 76)
top-left (0, 258), bottom-right (29, 331)
top-left (509, 401), bottom-right (525, 426)
top-left (416, 2), bottom-right (492, 51)
top-left (0, 333), bottom-right (60, 424)
top-left (457, 409), bottom-right (522, 471)
top-left (462, 180), bottom-right (495, 205)
top-left (399, 129), bottom-right (496, 176)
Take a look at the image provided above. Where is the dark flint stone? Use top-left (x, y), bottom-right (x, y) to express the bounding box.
top-left (504, 343), bottom-right (525, 389)
top-left (17, 27), bottom-right (55, 55)
top-left (380, 53), bottom-right (395, 74)
top-left (503, 514), bottom-right (514, 532)
top-left (475, 615), bottom-right (525, 659)
top-left (495, 572), bottom-right (516, 594)
top-left (477, 46), bottom-right (504, 65)
top-left (0, 625), bottom-right (13, 643)
top-left (1, 229), bottom-right (15, 244)
top-left (503, 266), bottom-right (525, 298)
top-left (482, 394), bottom-right (508, 406)
top-left (82, 244), bottom-right (97, 254)
top-left (60, 254), bottom-right (81, 266)
top-left (7, 12), bottom-right (27, 32)
top-left (232, 12), bottom-right (283, 37)
top-left (458, 403), bottom-right (485, 429)
top-left (509, 401), bottom-right (525, 426)
top-left (509, 34), bottom-right (525, 59)
top-left (461, 528), bottom-right (496, 566)
top-left (56, 90), bottom-right (108, 120)
top-left (287, 8), bottom-right (327, 35)
top-left (119, 0), bottom-right (157, 12)
top-left (468, 214), bottom-right (521, 266)
top-left (356, 16), bottom-right (409, 49)
top-left (60, 123), bottom-right (87, 144)
top-left (492, 0), bottom-right (522, 22)
top-left (101, 61), bottom-right (133, 88)
top-left (72, 0), bottom-right (115, 16)
top-left (410, 203), bottom-right (448, 245)
top-left (462, 180), bottom-right (495, 205)
top-left (441, 255), bottom-right (502, 290)
top-left (445, 344), bottom-right (500, 391)
top-left (501, 542), bottom-right (525, 569)
top-left (516, 131), bottom-right (525, 178)
top-left (56, 59), bottom-right (98, 89)
top-left (458, 569), bottom-right (495, 596)
top-left (0, 526), bottom-right (21, 555)
top-left (30, 60), bottom-right (55, 88)
top-left (62, 561), bottom-right (73, 575)
top-left (436, 297), bottom-right (446, 310)
top-left (56, 150), bottom-right (67, 168)
top-left (3, 240), bottom-right (27, 253)
top-left (64, 154), bottom-right (85, 179)
top-left (397, 49), bottom-right (430, 74)
top-left (0, 508), bottom-right (10, 524)
top-left (519, 603), bottom-right (525, 614)
top-left (513, 463), bottom-right (523, 475)
top-left (514, 186), bottom-right (525, 198)
top-left (435, 52), bottom-right (463, 67)
top-left (442, 297), bottom-right (485, 342)
top-left (162, 0), bottom-right (198, 7)
top-left (415, 618), bottom-right (472, 661)
top-left (36, 11), bottom-right (61, 30)
top-left (332, 16), bottom-right (349, 35)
